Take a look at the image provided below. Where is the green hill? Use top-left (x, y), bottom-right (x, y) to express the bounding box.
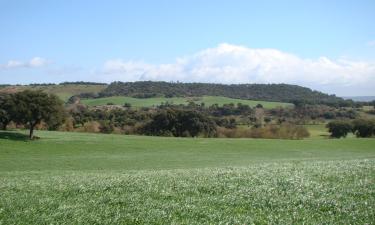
top-left (0, 83), bottom-right (106, 102)
top-left (81, 95), bottom-right (293, 108)
top-left (98, 81), bottom-right (345, 105)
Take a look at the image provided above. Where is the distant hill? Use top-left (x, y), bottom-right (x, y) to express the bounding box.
top-left (98, 81), bottom-right (345, 105)
top-left (81, 96), bottom-right (293, 109)
top-left (0, 81), bottom-right (349, 105)
top-left (342, 96), bottom-right (375, 102)
top-left (0, 82), bottom-right (107, 102)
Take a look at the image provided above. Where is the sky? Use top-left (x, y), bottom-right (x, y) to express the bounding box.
top-left (0, 0), bottom-right (374, 96)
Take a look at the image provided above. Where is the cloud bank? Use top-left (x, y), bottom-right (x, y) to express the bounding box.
top-left (0, 57), bottom-right (50, 69)
top-left (101, 43), bottom-right (375, 95)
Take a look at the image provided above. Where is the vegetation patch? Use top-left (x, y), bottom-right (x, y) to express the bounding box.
top-left (81, 95), bottom-right (292, 108)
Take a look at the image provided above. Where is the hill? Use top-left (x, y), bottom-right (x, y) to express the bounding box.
top-left (81, 95), bottom-right (293, 108)
top-left (0, 81), bottom-right (349, 106)
top-left (98, 81), bottom-right (345, 105)
top-left (0, 83), bottom-right (107, 102)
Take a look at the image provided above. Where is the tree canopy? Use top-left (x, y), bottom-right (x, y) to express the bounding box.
top-left (10, 90), bottom-right (65, 139)
top-left (96, 81), bottom-right (347, 106)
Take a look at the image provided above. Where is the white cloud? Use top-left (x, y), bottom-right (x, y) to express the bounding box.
top-left (100, 43), bottom-right (375, 95)
top-left (0, 57), bottom-right (50, 69)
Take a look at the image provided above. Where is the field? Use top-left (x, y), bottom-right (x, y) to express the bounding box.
top-left (0, 130), bottom-right (374, 224)
top-left (81, 96), bottom-right (293, 108)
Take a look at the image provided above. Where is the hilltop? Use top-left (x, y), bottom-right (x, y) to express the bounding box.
top-left (98, 81), bottom-right (345, 105)
top-left (1, 81), bottom-right (348, 106)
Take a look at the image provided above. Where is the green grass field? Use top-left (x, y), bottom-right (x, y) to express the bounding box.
top-left (0, 130), bottom-right (374, 224)
top-left (81, 96), bottom-right (293, 108)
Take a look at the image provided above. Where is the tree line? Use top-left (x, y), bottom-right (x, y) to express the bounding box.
top-left (1, 90), bottom-right (374, 139)
top-left (326, 119), bottom-right (375, 138)
top-left (93, 81), bottom-right (351, 106)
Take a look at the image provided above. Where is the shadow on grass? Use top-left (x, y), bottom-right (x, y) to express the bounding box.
top-left (0, 131), bottom-right (30, 141)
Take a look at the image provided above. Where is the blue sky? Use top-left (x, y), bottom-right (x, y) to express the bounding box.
top-left (0, 0), bottom-right (374, 95)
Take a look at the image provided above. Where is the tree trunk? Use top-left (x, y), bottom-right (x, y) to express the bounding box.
top-left (1, 123), bottom-right (6, 130)
top-left (29, 125), bottom-right (34, 139)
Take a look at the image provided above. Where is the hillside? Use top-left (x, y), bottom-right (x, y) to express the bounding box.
top-left (0, 81), bottom-right (347, 105)
top-left (81, 96), bottom-right (293, 108)
top-left (99, 81), bottom-right (345, 105)
top-left (0, 83), bottom-right (107, 102)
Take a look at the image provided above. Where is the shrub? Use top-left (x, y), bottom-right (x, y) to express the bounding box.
top-left (59, 117), bottom-right (75, 132)
top-left (351, 119), bottom-right (375, 138)
top-left (82, 121), bottom-right (101, 133)
top-left (123, 103), bottom-right (132, 108)
top-left (326, 121), bottom-right (352, 138)
top-left (216, 124), bottom-right (309, 139)
top-left (99, 120), bottom-right (114, 134)
top-left (142, 109), bottom-right (217, 137)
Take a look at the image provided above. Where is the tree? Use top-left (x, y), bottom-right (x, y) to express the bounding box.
top-left (0, 93), bottom-right (13, 130)
top-left (142, 109), bottom-right (217, 137)
top-left (352, 119), bottom-right (375, 138)
top-left (326, 121), bottom-right (352, 138)
top-left (11, 90), bottom-right (65, 139)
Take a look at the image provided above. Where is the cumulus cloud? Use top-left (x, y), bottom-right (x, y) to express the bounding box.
top-left (100, 43), bottom-right (375, 94)
top-left (0, 57), bottom-right (50, 69)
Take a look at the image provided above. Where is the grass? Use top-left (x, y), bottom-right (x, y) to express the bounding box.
top-left (0, 130), bottom-right (374, 224)
top-left (305, 124), bottom-right (330, 139)
top-left (81, 96), bottom-right (293, 109)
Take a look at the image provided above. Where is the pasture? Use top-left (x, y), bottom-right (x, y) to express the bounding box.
top-left (0, 130), bottom-right (374, 224)
top-left (81, 95), bottom-right (293, 108)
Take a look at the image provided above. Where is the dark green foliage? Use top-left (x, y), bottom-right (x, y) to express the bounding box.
top-left (352, 119), bottom-right (375, 138)
top-left (269, 105), bottom-right (358, 121)
top-left (0, 93), bottom-right (13, 130)
top-left (99, 120), bottom-right (114, 134)
top-left (98, 81), bottom-right (346, 105)
top-left (142, 109), bottom-right (217, 137)
top-left (326, 121), bottom-right (352, 138)
top-left (59, 81), bottom-right (107, 85)
top-left (123, 102), bottom-right (132, 108)
top-left (10, 90), bottom-right (65, 139)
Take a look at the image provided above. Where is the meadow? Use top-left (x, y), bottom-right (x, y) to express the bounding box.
top-left (0, 130), bottom-right (374, 224)
top-left (81, 95), bottom-right (293, 108)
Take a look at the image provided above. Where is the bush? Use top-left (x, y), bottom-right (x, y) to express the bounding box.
top-left (216, 124), bottom-right (310, 139)
top-left (82, 121), bottom-right (101, 133)
top-left (99, 120), bottom-right (114, 134)
top-left (326, 121), bottom-right (352, 138)
top-left (142, 109), bottom-right (217, 137)
top-left (352, 119), bottom-right (375, 138)
top-left (123, 103), bottom-right (132, 108)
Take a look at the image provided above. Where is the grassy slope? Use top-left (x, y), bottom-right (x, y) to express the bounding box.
top-left (82, 96), bottom-right (293, 108)
top-left (0, 131), bottom-right (374, 224)
top-left (0, 84), bottom-right (106, 102)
